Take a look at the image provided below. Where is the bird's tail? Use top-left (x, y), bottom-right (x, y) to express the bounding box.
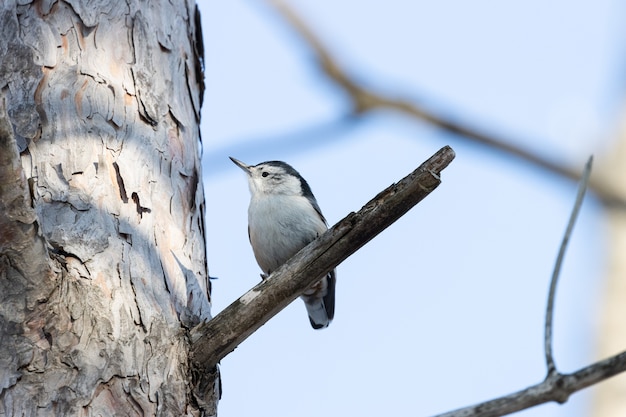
top-left (301, 270), bottom-right (336, 329)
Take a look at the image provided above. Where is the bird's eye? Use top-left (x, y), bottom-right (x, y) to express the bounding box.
top-left (262, 171), bottom-right (269, 177)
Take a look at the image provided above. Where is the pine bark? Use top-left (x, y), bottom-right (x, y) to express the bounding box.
top-left (0, 1), bottom-right (217, 415)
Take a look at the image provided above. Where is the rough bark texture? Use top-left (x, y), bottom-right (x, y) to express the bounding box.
top-left (0, 1), bottom-right (217, 415)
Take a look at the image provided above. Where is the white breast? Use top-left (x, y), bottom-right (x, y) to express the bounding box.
top-left (248, 194), bottom-right (327, 274)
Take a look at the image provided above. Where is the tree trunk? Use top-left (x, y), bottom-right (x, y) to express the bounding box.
top-left (0, 1), bottom-right (217, 415)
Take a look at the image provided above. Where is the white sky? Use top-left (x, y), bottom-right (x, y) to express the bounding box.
top-left (198, 1), bottom-right (623, 416)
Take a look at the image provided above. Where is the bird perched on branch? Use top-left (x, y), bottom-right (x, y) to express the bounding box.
top-left (230, 157), bottom-right (336, 329)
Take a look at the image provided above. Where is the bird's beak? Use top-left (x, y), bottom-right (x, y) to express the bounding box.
top-left (229, 157), bottom-right (252, 175)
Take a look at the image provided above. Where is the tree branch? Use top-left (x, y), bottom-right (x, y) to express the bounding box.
top-left (265, 0), bottom-right (626, 208)
top-left (433, 350), bottom-right (626, 417)
top-left (190, 146), bottom-right (455, 370)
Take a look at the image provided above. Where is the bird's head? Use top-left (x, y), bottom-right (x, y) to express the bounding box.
top-left (229, 157), bottom-right (313, 198)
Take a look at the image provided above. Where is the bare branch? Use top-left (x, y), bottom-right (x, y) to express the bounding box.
top-left (265, 0), bottom-right (625, 208)
top-left (545, 156), bottom-right (593, 374)
top-left (433, 350), bottom-right (626, 417)
top-left (190, 146), bottom-right (455, 370)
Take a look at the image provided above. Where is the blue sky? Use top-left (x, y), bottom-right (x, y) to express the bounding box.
top-left (199, 1), bottom-right (622, 416)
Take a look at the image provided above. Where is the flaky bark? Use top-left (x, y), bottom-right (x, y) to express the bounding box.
top-left (0, 1), bottom-right (216, 415)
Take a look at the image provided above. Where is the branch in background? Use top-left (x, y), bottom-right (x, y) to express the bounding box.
top-left (190, 146), bottom-right (455, 370)
top-left (266, 0), bottom-right (626, 208)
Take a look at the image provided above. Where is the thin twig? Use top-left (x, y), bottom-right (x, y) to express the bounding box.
top-left (544, 156), bottom-right (593, 374)
top-left (190, 146), bottom-right (455, 370)
top-left (265, 0), bottom-right (625, 208)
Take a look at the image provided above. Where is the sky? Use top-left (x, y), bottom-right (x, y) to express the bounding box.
top-left (198, 1), bottom-right (623, 416)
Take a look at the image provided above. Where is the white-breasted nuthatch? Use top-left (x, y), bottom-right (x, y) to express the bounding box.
top-left (230, 157), bottom-right (336, 329)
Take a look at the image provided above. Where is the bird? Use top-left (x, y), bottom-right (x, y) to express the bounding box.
top-left (230, 157), bottom-right (336, 329)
